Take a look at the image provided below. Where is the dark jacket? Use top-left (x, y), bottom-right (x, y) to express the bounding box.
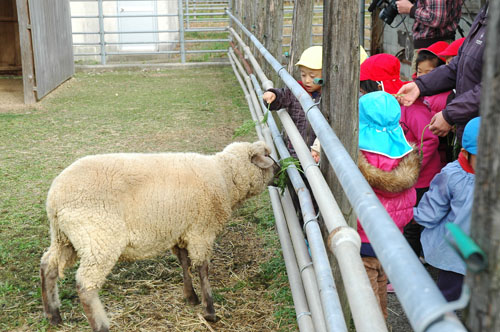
top-left (414, 2), bottom-right (488, 143)
top-left (264, 82), bottom-right (320, 157)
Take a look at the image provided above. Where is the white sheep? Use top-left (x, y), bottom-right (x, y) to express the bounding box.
top-left (40, 141), bottom-right (276, 332)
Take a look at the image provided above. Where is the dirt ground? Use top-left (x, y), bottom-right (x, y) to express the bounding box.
top-left (0, 76), bottom-right (25, 112)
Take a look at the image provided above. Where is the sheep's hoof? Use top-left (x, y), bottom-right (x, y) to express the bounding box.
top-left (48, 311), bottom-right (63, 325)
top-left (203, 313), bottom-right (219, 323)
top-left (187, 294), bottom-right (200, 306)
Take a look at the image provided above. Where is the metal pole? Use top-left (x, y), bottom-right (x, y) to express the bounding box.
top-left (186, 0), bottom-right (190, 29)
top-left (227, 49), bottom-right (264, 142)
top-left (98, 0), bottom-right (106, 65)
top-left (277, 110), bottom-right (387, 332)
top-left (233, 21), bottom-right (385, 331)
top-left (226, 9), bottom-right (467, 332)
top-left (178, 0), bottom-right (186, 63)
top-left (269, 187), bottom-right (316, 332)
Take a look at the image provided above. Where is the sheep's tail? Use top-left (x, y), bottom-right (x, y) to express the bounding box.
top-left (43, 204), bottom-right (77, 279)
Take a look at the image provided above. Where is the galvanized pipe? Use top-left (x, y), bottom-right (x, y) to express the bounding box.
top-left (227, 49), bottom-right (264, 141)
top-left (277, 110), bottom-right (387, 332)
top-left (228, 28), bottom-right (273, 91)
top-left (97, 0), bottom-right (105, 65)
top-left (269, 187), bottom-right (316, 332)
top-left (261, 89), bottom-right (347, 332)
top-left (280, 189), bottom-right (327, 332)
top-left (178, 0), bottom-right (186, 62)
top-left (226, 9), bottom-right (467, 332)
top-left (235, 26), bottom-right (347, 331)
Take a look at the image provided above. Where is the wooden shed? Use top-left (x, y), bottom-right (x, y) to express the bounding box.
top-left (1, 0), bottom-right (74, 104)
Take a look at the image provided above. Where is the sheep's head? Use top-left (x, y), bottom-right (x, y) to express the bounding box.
top-left (222, 141), bottom-right (277, 202)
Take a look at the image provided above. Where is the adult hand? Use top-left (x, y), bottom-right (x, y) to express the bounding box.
top-left (263, 91), bottom-right (276, 104)
top-left (395, 82), bottom-right (420, 106)
top-left (396, 0), bottom-right (413, 15)
top-left (429, 112), bottom-right (452, 137)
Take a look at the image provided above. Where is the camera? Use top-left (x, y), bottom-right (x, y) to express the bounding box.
top-left (380, 0), bottom-right (399, 25)
top-left (368, 0), bottom-right (399, 25)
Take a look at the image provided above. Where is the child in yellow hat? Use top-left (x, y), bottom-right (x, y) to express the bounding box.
top-left (262, 46), bottom-right (322, 157)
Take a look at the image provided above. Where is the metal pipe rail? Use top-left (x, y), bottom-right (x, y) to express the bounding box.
top-left (229, 46), bottom-right (329, 332)
top-left (229, 29), bottom-right (346, 331)
top-left (229, 18), bottom-right (387, 332)
top-left (252, 74), bottom-right (347, 332)
top-left (226, 8), bottom-right (468, 332)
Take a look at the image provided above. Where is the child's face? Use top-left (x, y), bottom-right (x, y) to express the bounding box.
top-left (300, 66), bottom-right (322, 93)
top-left (416, 59), bottom-right (436, 77)
top-left (445, 56), bottom-right (454, 65)
top-left (311, 150), bottom-right (320, 163)
top-left (462, 149), bottom-right (477, 171)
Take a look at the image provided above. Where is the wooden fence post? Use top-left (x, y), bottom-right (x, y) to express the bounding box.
top-left (321, 0), bottom-right (360, 324)
top-left (287, 0), bottom-right (314, 79)
top-left (262, 0), bottom-right (284, 85)
top-left (466, 1), bottom-right (500, 331)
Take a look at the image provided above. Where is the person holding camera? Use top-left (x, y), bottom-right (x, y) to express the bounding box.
top-left (396, 0), bottom-right (462, 68)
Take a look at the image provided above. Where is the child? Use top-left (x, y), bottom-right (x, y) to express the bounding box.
top-left (414, 41), bottom-right (448, 78)
top-left (437, 37), bottom-right (466, 65)
top-left (359, 53), bottom-right (405, 95)
top-left (401, 41), bottom-right (453, 256)
top-left (357, 91), bottom-right (420, 318)
top-left (310, 138), bottom-right (320, 163)
top-left (413, 117), bottom-right (479, 301)
top-left (263, 46), bottom-right (322, 157)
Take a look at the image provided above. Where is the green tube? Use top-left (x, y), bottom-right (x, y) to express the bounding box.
top-left (445, 223), bottom-right (487, 273)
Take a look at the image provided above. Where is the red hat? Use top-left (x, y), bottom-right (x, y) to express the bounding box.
top-left (360, 53), bottom-right (404, 94)
top-left (437, 37), bottom-right (465, 57)
top-left (418, 41), bottom-right (449, 62)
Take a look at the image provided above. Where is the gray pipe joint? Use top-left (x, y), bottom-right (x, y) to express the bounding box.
top-left (327, 226), bottom-right (361, 253)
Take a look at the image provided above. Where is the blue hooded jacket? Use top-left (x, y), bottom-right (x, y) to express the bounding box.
top-left (413, 160), bottom-right (475, 275)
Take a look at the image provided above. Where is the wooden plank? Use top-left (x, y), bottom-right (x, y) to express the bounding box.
top-left (321, 0), bottom-right (360, 324)
top-left (467, 1), bottom-right (500, 330)
top-left (28, 0), bottom-right (74, 99)
top-left (287, 0), bottom-right (314, 79)
top-left (15, 0), bottom-right (36, 104)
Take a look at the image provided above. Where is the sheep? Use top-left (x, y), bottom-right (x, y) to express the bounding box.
top-left (40, 141), bottom-right (276, 332)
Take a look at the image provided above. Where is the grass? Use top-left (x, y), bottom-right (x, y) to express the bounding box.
top-left (0, 67), bottom-right (295, 331)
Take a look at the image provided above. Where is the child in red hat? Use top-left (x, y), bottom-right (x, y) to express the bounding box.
top-left (437, 37), bottom-right (465, 64)
top-left (359, 53), bottom-right (405, 95)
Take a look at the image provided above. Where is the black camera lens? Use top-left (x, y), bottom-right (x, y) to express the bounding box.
top-left (379, 0), bottom-right (399, 25)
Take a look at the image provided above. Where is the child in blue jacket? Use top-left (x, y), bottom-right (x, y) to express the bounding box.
top-left (413, 117), bottom-right (480, 301)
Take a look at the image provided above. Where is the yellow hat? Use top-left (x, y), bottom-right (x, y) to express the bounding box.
top-left (360, 46), bottom-right (368, 65)
top-left (295, 46), bottom-right (323, 70)
top-left (310, 138), bottom-right (321, 153)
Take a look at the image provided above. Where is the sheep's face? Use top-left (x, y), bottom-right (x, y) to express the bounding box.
top-left (247, 141), bottom-right (277, 194)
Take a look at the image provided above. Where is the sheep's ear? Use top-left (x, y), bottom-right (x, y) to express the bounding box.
top-left (251, 154), bottom-right (275, 169)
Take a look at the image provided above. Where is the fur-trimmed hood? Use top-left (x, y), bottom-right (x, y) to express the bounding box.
top-left (358, 148), bottom-right (421, 193)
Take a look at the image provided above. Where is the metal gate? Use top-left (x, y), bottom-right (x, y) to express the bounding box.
top-left (29, 0), bottom-right (74, 99)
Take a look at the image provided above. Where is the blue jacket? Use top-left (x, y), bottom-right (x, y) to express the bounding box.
top-left (413, 160), bottom-right (475, 275)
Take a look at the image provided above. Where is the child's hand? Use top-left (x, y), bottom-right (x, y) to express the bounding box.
top-left (263, 91), bottom-right (276, 104)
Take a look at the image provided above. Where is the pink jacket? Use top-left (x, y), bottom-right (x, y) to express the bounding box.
top-left (400, 98), bottom-right (443, 188)
top-left (423, 91), bottom-right (452, 116)
top-left (357, 150), bottom-right (420, 243)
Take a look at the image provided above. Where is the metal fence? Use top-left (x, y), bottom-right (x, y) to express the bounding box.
top-left (227, 9), bottom-right (470, 332)
top-left (70, 0), bottom-right (230, 64)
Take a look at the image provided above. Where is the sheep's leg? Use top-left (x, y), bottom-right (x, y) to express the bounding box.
top-left (75, 245), bottom-right (123, 332)
top-left (198, 261), bottom-right (218, 322)
top-left (40, 243), bottom-right (77, 325)
top-left (173, 245), bottom-right (200, 305)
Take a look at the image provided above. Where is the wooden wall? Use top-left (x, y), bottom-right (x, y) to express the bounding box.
top-left (0, 0), bottom-right (22, 74)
